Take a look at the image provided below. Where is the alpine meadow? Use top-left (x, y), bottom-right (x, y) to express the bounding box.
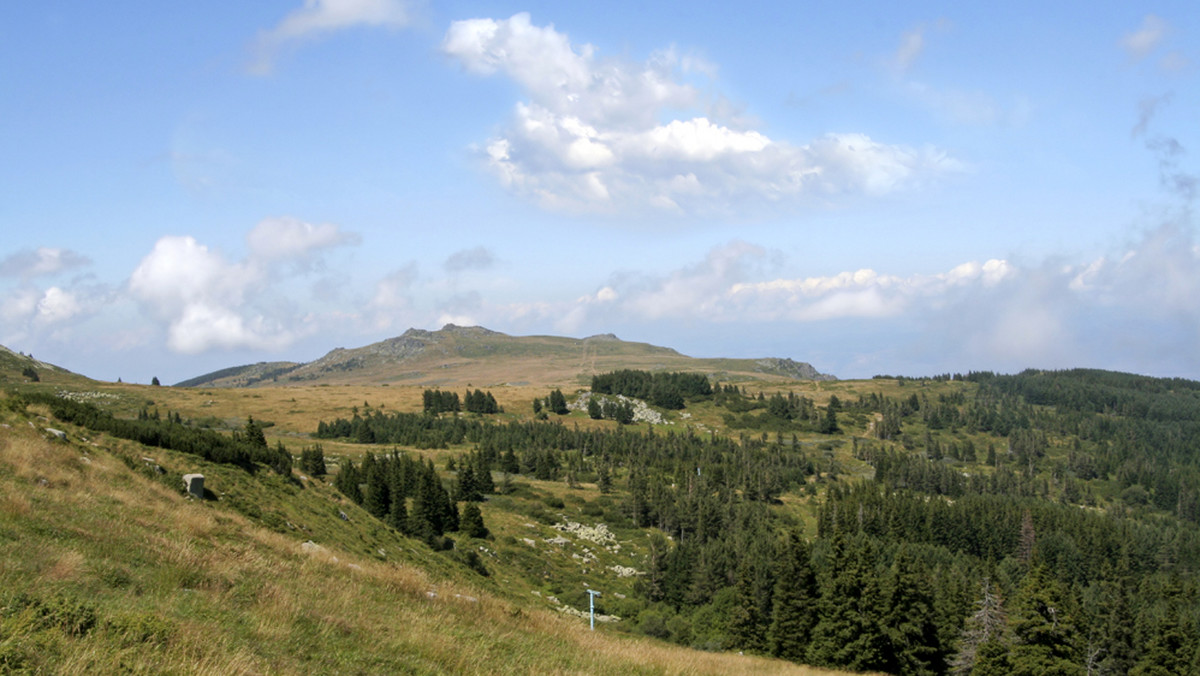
top-left (3, 2), bottom-right (1200, 675)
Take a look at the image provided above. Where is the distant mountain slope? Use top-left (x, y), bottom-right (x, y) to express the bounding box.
top-left (177, 324), bottom-right (835, 388)
top-left (0, 343), bottom-right (92, 386)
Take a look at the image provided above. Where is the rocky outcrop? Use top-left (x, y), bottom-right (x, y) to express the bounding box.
top-left (754, 357), bottom-right (836, 381)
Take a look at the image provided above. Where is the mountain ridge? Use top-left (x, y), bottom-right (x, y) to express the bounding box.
top-left (174, 324), bottom-right (834, 388)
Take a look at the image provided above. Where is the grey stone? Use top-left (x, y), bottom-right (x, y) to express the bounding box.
top-left (45, 428), bottom-right (66, 440)
top-left (182, 473), bottom-right (204, 499)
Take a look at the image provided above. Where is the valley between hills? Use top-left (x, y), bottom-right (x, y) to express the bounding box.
top-left (1, 327), bottom-right (1198, 674)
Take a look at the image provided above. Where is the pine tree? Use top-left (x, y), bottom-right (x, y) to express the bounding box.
top-left (1004, 565), bottom-right (1083, 675)
top-left (474, 452), bottom-right (495, 494)
top-left (882, 545), bottom-right (943, 674)
top-left (807, 534), bottom-right (888, 671)
top-left (460, 502), bottom-right (489, 539)
top-left (363, 463), bottom-right (391, 519)
top-left (767, 531), bottom-right (818, 661)
top-left (456, 461), bottom-right (482, 502)
top-left (549, 389), bottom-right (569, 415)
top-left (299, 444), bottom-right (327, 477)
top-left (387, 493), bottom-right (408, 534)
top-left (244, 416), bottom-right (268, 450)
top-left (335, 458), bottom-right (362, 504)
top-left (271, 441), bottom-right (293, 477)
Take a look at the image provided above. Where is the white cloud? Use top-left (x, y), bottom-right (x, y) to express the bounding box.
top-left (444, 246), bottom-right (495, 273)
top-left (1, 287), bottom-right (39, 324)
top-left (34, 287), bottom-right (82, 324)
top-left (246, 217), bottom-right (358, 261)
top-left (444, 13), bottom-right (957, 216)
top-left (250, 0), bottom-right (415, 74)
top-left (1121, 15), bottom-right (1168, 60)
top-left (128, 219), bottom-right (357, 354)
top-left (129, 236), bottom-right (273, 353)
top-left (0, 247), bottom-right (90, 279)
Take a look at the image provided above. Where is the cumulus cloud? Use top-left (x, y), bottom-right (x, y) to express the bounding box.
top-left (128, 218), bottom-right (357, 354)
top-left (129, 236), bottom-right (272, 353)
top-left (1121, 15), bottom-right (1168, 60)
top-left (0, 247), bottom-right (90, 279)
top-left (250, 0), bottom-right (415, 74)
top-left (34, 287), bottom-right (83, 325)
top-left (444, 13), bottom-right (957, 215)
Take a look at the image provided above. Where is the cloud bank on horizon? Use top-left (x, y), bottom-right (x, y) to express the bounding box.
top-left (1, 2), bottom-right (1197, 382)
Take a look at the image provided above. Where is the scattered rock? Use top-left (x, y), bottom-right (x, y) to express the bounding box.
top-left (557, 605), bottom-right (621, 623)
top-left (347, 563), bottom-right (363, 571)
top-left (426, 591), bottom-right (438, 599)
top-left (521, 538), bottom-right (536, 547)
top-left (301, 540), bottom-right (325, 554)
top-left (44, 428), bottom-right (66, 441)
top-left (552, 519), bottom-right (616, 546)
top-left (338, 510), bottom-right (349, 521)
top-left (568, 392), bottom-right (668, 424)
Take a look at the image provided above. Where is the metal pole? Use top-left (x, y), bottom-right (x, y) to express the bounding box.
top-left (586, 589), bottom-right (600, 630)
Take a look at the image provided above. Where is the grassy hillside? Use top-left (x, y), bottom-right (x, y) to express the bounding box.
top-left (7, 347), bottom-right (1200, 674)
top-left (0, 388), bottom-right (845, 675)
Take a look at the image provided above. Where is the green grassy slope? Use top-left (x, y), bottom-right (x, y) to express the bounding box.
top-left (0, 388), bottom-right (845, 675)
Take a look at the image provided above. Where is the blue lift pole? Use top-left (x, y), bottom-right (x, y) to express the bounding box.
top-left (586, 589), bottom-right (601, 630)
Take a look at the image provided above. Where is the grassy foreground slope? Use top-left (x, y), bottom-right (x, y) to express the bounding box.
top-left (0, 391), bottom-right (844, 675)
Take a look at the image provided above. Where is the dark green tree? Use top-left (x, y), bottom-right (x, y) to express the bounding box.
top-left (767, 531), bottom-right (817, 661)
top-left (1003, 565), bottom-right (1083, 675)
top-left (270, 441), bottom-right (292, 477)
top-left (882, 545), bottom-right (944, 674)
top-left (244, 416), bottom-right (268, 450)
top-left (807, 534), bottom-right (888, 671)
top-left (460, 502), bottom-right (489, 539)
top-left (387, 492), bottom-right (408, 533)
top-left (456, 461), bottom-right (482, 502)
top-left (299, 444), bottom-right (327, 477)
top-left (549, 389), bottom-right (569, 415)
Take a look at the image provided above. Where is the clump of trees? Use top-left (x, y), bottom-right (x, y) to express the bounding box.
top-left (591, 369), bottom-right (712, 409)
top-left (333, 449), bottom-right (489, 550)
top-left (422, 388), bottom-right (502, 415)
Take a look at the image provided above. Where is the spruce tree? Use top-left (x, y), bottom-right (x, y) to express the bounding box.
top-left (807, 534), bottom-right (888, 671)
top-left (1004, 565), bottom-right (1083, 675)
top-left (882, 545), bottom-right (943, 674)
top-left (456, 461), bottom-right (481, 502)
top-left (387, 493), bottom-right (408, 534)
top-left (473, 452), bottom-right (495, 494)
top-left (767, 531), bottom-right (817, 662)
top-left (460, 502), bottom-right (489, 539)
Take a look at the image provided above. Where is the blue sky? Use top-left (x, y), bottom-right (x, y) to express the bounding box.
top-left (2, 1), bottom-right (1198, 383)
